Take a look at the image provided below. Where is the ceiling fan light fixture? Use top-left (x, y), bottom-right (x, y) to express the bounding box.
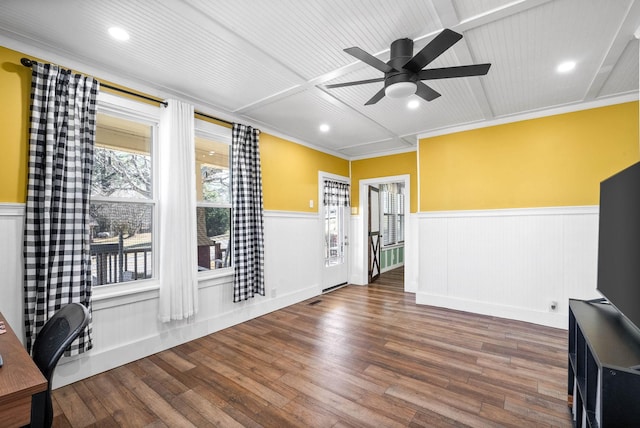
top-left (385, 81), bottom-right (417, 98)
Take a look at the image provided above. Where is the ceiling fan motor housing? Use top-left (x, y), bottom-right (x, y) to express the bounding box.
top-left (385, 38), bottom-right (418, 88)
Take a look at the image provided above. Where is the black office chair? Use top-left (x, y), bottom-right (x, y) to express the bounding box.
top-left (29, 303), bottom-right (90, 428)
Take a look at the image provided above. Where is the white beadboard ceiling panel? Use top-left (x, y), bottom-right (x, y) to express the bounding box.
top-left (0, 0), bottom-right (638, 158)
top-left (328, 80), bottom-right (487, 136)
top-left (600, 39), bottom-right (640, 97)
top-left (468, 0), bottom-right (637, 117)
top-left (187, 0), bottom-right (443, 80)
top-left (243, 87), bottom-right (394, 151)
top-left (340, 137), bottom-right (416, 158)
top-left (0, 0), bottom-right (304, 111)
top-left (451, 0), bottom-right (516, 21)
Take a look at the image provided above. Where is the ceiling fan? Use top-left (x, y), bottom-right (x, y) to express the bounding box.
top-left (326, 29), bottom-right (491, 105)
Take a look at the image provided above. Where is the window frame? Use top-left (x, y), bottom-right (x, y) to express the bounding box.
top-left (92, 92), bottom-right (160, 301)
top-left (194, 118), bottom-right (233, 278)
top-left (380, 184), bottom-right (405, 248)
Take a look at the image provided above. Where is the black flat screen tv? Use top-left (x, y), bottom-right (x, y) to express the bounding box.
top-left (597, 161), bottom-right (640, 331)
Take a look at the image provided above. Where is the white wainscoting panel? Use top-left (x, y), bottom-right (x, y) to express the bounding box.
top-left (562, 212), bottom-right (600, 306)
top-left (417, 206), bottom-right (600, 329)
top-left (0, 209), bottom-right (323, 388)
top-left (349, 214), bottom-right (366, 286)
top-left (404, 214), bottom-right (419, 292)
top-left (0, 204), bottom-right (25, 342)
top-left (263, 211), bottom-right (322, 297)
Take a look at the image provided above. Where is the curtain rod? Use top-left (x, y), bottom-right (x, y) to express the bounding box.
top-left (194, 111), bottom-right (234, 127)
top-left (21, 57), bottom-right (168, 106)
top-left (21, 57), bottom-right (236, 127)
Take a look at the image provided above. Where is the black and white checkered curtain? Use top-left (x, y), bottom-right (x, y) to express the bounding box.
top-left (323, 180), bottom-right (350, 206)
top-left (231, 124), bottom-right (265, 302)
top-left (23, 63), bottom-right (98, 355)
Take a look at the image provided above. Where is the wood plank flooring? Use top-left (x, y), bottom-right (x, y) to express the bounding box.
top-left (52, 268), bottom-right (572, 427)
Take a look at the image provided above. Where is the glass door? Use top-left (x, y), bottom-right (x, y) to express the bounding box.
top-left (321, 177), bottom-right (349, 291)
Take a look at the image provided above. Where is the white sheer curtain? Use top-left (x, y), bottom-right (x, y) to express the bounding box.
top-left (158, 99), bottom-right (198, 322)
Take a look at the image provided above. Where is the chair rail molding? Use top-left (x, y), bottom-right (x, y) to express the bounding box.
top-left (0, 202), bottom-right (25, 216)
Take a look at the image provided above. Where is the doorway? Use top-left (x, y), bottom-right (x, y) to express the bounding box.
top-left (357, 175), bottom-right (411, 291)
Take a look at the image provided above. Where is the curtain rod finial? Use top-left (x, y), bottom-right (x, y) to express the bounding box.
top-left (21, 57), bottom-right (35, 67)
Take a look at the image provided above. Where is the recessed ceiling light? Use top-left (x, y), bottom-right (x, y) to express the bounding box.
top-left (557, 60), bottom-right (576, 73)
top-left (407, 99), bottom-right (420, 109)
top-left (108, 27), bottom-right (130, 41)
top-left (319, 123), bottom-right (330, 133)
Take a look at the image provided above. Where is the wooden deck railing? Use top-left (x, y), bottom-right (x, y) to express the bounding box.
top-left (91, 242), bottom-right (152, 286)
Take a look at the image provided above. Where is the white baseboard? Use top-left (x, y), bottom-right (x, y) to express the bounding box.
top-left (416, 292), bottom-right (568, 329)
top-left (53, 284), bottom-right (318, 388)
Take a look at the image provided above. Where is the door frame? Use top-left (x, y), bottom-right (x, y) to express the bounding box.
top-left (357, 175), bottom-right (411, 289)
top-left (368, 186), bottom-right (381, 283)
top-left (319, 171), bottom-right (351, 292)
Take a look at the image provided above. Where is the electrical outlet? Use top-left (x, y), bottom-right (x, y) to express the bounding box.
top-left (271, 288), bottom-right (277, 298)
top-left (550, 301), bottom-right (558, 312)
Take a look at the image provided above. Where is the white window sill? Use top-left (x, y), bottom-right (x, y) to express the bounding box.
top-left (198, 267), bottom-right (234, 288)
top-left (92, 268), bottom-right (234, 311)
top-left (92, 280), bottom-right (160, 311)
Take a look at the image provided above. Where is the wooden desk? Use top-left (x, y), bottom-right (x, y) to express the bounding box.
top-left (0, 313), bottom-right (47, 427)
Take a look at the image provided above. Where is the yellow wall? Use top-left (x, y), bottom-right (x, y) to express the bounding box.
top-left (4, 43), bottom-right (638, 213)
top-left (0, 46), bottom-right (32, 202)
top-left (0, 45), bottom-right (348, 210)
top-left (420, 102), bottom-right (639, 211)
top-left (351, 151), bottom-right (418, 213)
top-left (260, 133), bottom-right (349, 212)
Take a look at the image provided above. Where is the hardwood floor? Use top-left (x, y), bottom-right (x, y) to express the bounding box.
top-left (52, 268), bottom-right (572, 427)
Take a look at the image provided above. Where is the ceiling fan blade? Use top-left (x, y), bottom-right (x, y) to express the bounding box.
top-left (344, 47), bottom-right (394, 73)
top-left (325, 77), bottom-right (385, 89)
top-left (419, 64), bottom-right (491, 80)
top-left (403, 29), bottom-right (463, 73)
top-left (365, 87), bottom-right (386, 105)
top-left (415, 82), bottom-right (441, 102)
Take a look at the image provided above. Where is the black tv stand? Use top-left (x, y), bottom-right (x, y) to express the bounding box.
top-left (569, 299), bottom-right (640, 426)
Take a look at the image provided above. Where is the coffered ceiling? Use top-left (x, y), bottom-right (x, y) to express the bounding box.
top-left (0, 0), bottom-right (638, 158)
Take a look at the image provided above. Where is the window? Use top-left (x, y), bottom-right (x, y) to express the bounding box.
top-left (195, 120), bottom-right (232, 271)
top-left (380, 183), bottom-right (405, 247)
top-left (324, 204), bottom-right (346, 266)
top-left (90, 111), bottom-right (156, 286)
top-left (323, 179), bottom-right (349, 267)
